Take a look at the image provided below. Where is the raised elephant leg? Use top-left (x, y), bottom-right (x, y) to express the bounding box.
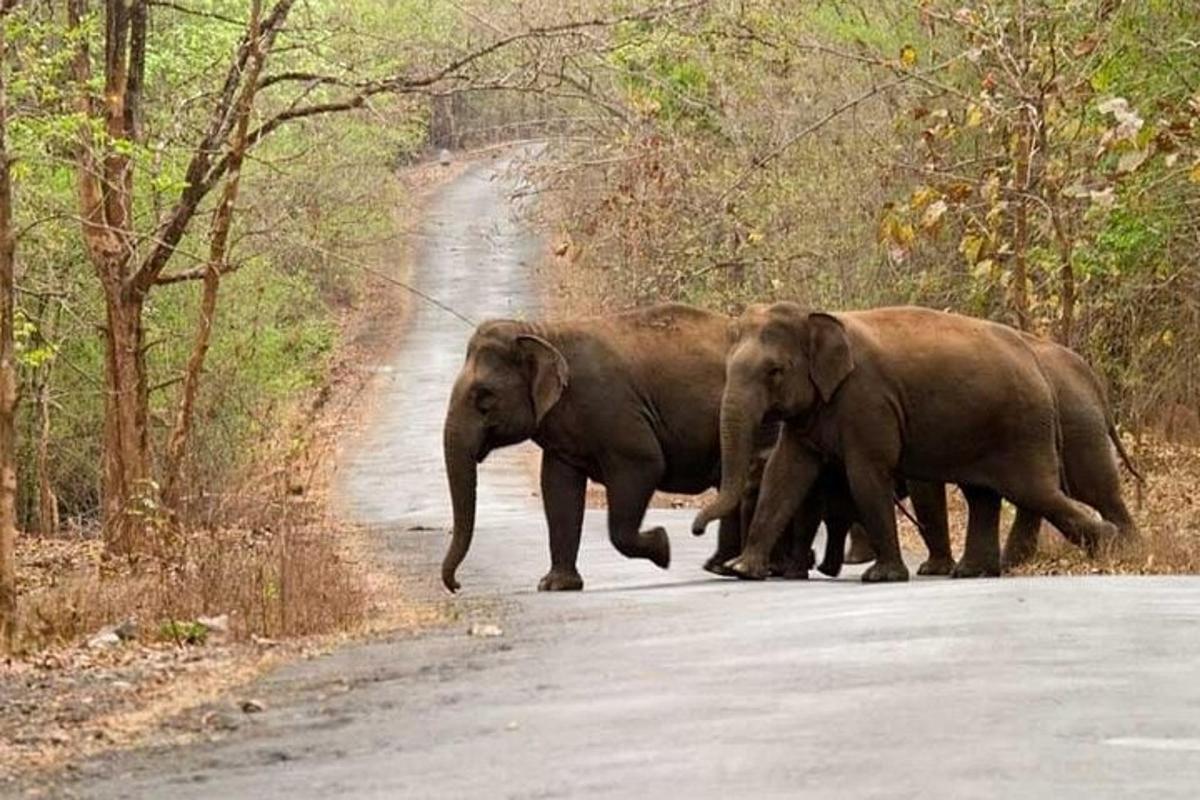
top-left (1001, 507), bottom-right (1042, 570)
top-left (603, 459), bottom-right (670, 569)
top-left (845, 459), bottom-right (909, 583)
top-left (538, 451), bottom-right (587, 591)
top-left (910, 481), bottom-right (955, 576)
top-left (1007, 483), bottom-right (1118, 557)
top-left (1064, 433), bottom-right (1139, 552)
top-left (953, 485), bottom-right (1002, 578)
top-left (725, 429), bottom-right (821, 580)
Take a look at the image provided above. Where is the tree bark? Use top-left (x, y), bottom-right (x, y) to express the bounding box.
top-left (0, 2), bottom-right (18, 651)
top-left (34, 364), bottom-right (57, 537)
top-left (99, 288), bottom-right (150, 555)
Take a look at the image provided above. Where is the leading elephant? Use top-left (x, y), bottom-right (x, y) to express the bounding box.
top-left (692, 304), bottom-right (1122, 583)
top-left (442, 303), bottom-right (779, 593)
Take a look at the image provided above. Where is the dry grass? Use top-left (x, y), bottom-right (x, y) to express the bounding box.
top-left (13, 522), bottom-right (367, 653)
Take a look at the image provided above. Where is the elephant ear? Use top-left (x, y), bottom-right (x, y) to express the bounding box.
top-left (806, 313), bottom-right (854, 402)
top-left (516, 334), bottom-right (569, 424)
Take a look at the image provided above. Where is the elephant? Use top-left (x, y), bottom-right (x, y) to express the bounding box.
top-left (442, 303), bottom-right (783, 593)
top-left (691, 303), bottom-right (1122, 583)
top-left (807, 335), bottom-right (1141, 576)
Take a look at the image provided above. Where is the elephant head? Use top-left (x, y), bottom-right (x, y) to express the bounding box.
top-left (442, 321), bottom-right (568, 592)
top-left (693, 303), bottom-right (853, 533)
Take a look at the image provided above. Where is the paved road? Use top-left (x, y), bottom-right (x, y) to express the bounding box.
top-left (66, 156), bottom-right (1200, 799)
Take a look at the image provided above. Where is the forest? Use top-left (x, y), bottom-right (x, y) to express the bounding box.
top-left (0, 0), bottom-right (1198, 776)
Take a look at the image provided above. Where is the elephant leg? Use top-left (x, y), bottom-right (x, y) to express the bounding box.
top-left (769, 514), bottom-right (813, 580)
top-left (603, 460), bottom-right (670, 569)
top-left (1065, 437), bottom-right (1139, 551)
top-left (779, 489), bottom-right (824, 578)
top-left (538, 451), bottom-right (587, 591)
top-left (817, 514), bottom-right (853, 578)
top-left (843, 526), bottom-right (874, 564)
top-left (845, 456), bottom-right (908, 583)
top-left (703, 514), bottom-right (743, 577)
top-left (726, 430), bottom-right (820, 580)
top-left (1001, 506), bottom-right (1042, 570)
top-left (953, 485), bottom-right (1002, 578)
top-left (910, 481), bottom-right (954, 576)
top-left (1006, 482), bottom-right (1118, 558)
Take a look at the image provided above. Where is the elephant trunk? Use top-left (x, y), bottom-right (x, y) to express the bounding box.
top-left (692, 384), bottom-right (764, 535)
top-left (442, 419), bottom-right (480, 593)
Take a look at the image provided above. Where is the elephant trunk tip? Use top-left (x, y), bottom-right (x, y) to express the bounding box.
top-left (441, 562), bottom-right (462, 594)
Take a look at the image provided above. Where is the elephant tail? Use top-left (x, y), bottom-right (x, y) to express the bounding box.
top-left (1108, 422), bottom-right (1145, 509)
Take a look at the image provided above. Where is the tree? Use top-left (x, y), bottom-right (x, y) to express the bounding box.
top-left (0, 0), bottom-right (19, 652)
top-left (60, 0), bottom-right (700, 556)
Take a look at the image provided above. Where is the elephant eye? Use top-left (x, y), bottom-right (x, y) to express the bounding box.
top-left (474, 387), bottom-right (497, 413)
top-left (767, 364), bottom-right (785, 379)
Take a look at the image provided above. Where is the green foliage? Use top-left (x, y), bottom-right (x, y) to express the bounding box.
top-left (547, 0), bottom-right (1200, 428)
top-left (159, 619), bottom-right (208, 645)
top-left (0, 0), bottom-right (452, 527)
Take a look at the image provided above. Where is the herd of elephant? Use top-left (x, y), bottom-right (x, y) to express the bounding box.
top-left (440, 303), bottom-right (1141, 593)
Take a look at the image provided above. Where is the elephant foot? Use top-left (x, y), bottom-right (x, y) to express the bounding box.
top-left (537, 569), bottom-right (584, 591)
top-left (723, 553), bottom-right (770, 581)
top-left (951, 558), bottom-right (1000, 579)
top-left (768, 549), bottom-right (813, 579)
top-left (1001, 543), bottom-right (1037, 571)
top-left (1082, 520), bottom-right (1120, 559)
top-left (861, 561), bottom-right (909, 583)
top-left (917, 555), bottom-right (956, 576)
top-left (642, 526), bottom-right (671, 570)
top-left (816, 559), bottom-right (841, 578)
top-left (702, 553), bottom-right (738, 577)
top-left (771, 562), bottom-right (810, 580)
top-left (844, 528), bottom-right (876, 565)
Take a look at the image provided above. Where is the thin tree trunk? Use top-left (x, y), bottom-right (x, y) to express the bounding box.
top-left (34, 361), bottom-right (57, 537)
top-left (100, 288), bottom-right (150, 555)
top-left (0, 3), bottom-right (18, 651)
top-left (162, 0), bottom-right (265, 511)
top-left (1010, 110), bottom-right (1033, 332)
top-left (1047, 206), bottom-right (1076, 347)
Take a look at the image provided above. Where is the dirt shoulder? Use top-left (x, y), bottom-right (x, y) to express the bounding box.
top-left (0, 155), bottom-right (478, 787)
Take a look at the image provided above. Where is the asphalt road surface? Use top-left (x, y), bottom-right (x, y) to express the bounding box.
top-left (64, 155), bottom-right (1200, 799)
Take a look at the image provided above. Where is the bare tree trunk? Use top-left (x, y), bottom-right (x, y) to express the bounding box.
top-left (34, 366), bottom-right (57, 537)
top-left (0, 3), bottom-right (18, 651)
top-left (162, 0), bottom-right (265, 511)
top-left (100, 288), bottom-right (150, 554)
top-left (70, 0), bottom-right (156, 555)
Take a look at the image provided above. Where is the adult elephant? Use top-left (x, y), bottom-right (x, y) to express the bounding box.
top-left (442, 303), bottom-right (778, 593)
top-left (810, 335), bottom-right (1142, 575)
top-left (692, 303), bottom-right (1122, 583)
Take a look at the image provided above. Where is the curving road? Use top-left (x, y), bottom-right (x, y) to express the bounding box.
top-left (68, 155), bottom-right (1200, 799)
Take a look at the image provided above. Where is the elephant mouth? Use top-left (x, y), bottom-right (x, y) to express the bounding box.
top-left (477, 428), bottom-right (526, 462)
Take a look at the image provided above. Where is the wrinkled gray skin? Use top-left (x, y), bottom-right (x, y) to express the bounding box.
top-left (443, 303), bottom-right (782, 593)
top-left (693, 304), bottom-right (1123, 583)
